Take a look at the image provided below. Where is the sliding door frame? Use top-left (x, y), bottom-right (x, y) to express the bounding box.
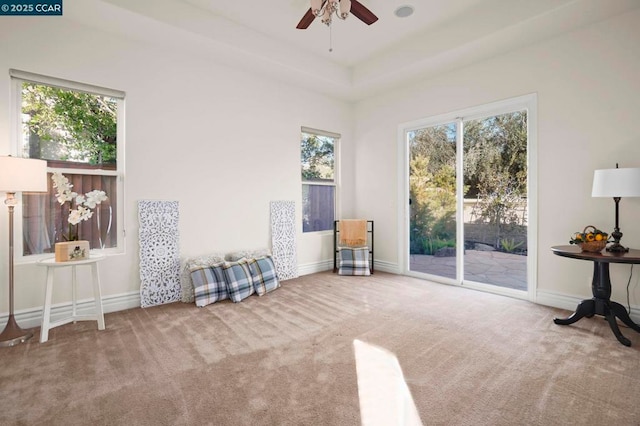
top-left (397, 94), bottom-right (538, 302)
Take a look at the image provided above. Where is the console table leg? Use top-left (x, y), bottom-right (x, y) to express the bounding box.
top-left (609, 302), bottom-right (640, 333)
top-left (604, 310), bottom-right (631, 347)
top-left (554, 299), bottom-right (595, 325)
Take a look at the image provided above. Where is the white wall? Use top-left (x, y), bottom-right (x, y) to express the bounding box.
top-left (353, 9), bottom-right (640, 306)
top-left (0, 15), bottom-right (355, 315)
top-left (1, 5), bottom-right (639, 321)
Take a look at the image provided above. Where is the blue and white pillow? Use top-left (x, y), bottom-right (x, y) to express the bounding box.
top-left (338, 247), bottom-right (371, 276)
top-left (190, 262), bottom-right (228, 307)
top-left (223, 259), bottom-right (255, 303)
top-left (248, 256), bottom-right (280, 296)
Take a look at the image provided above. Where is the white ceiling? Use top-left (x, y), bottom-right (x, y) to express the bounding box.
top-left (180, 0), bottom-right (491, 68)
top-left (73, 0), bottom-right (640, 101)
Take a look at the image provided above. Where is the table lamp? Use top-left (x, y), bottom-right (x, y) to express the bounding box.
top-left (0, 156), bottom-right (47, 346)
top-left (591, 165), bottom-right (640, 253)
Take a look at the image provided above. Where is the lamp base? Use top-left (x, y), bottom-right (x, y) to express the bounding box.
top-left (0, 314), bottom-right (33, 347)
top-left (606, 242), bottom-right (629, 253)
top-left (606, 226), bottom-right (629, 253)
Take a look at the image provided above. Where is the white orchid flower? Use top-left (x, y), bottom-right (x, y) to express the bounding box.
top-left (84, 190), bottom-right (108, 209)
top-left (68, 209), bottom-right (83, 225)
top-left (51, 173), bottom-right (108, 236)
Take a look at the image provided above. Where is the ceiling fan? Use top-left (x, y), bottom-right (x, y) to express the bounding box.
top-left (296, 0), bottom-right (379, 29)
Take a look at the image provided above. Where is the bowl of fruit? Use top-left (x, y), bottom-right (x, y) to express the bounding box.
top-left (569, 225), bottom-right (609, 253)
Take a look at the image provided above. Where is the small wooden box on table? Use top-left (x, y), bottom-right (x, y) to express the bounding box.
top-left (37, 254), bottom-right (106, 343)
top-left (54, 240), bottom-right (90, 262)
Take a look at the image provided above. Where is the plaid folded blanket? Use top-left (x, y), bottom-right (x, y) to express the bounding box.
top-left (338, 247), bottom-right (371, 276)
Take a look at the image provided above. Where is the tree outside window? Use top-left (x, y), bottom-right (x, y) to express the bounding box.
top-left (301, 129), bottom-right (337, 232)
top-left (14, 75), bottom-right (123, 256)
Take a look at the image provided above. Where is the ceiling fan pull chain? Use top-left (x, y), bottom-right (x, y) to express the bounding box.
top-left (329, 24), bottom-right (333, 52)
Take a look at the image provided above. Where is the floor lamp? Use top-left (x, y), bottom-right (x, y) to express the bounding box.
top-left (592, 165), bottom-right (640, 253)
top-left (0, 156), bottom-right (47, 347)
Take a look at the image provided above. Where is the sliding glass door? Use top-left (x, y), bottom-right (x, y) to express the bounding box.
top-left (405, 96), bottom-right (535, 295)
top-left (461, 112), bottom-right (528, 290)
top-left (408, 122), bottom-right (458, 280)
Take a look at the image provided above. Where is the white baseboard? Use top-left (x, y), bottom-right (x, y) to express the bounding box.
top-left (6, 277), bottom-right (638, 331)
top-left (297, 258), bottom-right (401, 276)
top-left (0, 291), bottom-right (141, 330)
top-left (298, 259), bottom-right (333, 276)
top-left (372, 260), bottom-right (401, 274)
top-left (536, 289), bottom-right (640, 324)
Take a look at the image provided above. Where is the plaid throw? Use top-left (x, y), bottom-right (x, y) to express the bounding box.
top-left (338, 247), bottom-right (371, 276)
top-left (223, 259), bottom-right (255, 303)
top-left (248, 256), bottom-right (280, 296)
top-left (190, 263), bottom-right (228, 307)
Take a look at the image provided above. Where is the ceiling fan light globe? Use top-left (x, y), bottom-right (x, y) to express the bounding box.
top-left (321, 7), bottom-right (332, 25)
top-left (311, 0), bottom-right (322, 12)
top-left (339, 0), bottom-right (351, 19)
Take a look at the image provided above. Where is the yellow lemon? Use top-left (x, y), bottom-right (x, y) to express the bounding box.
top-left (586, 233), bottom-right (595, 242)
top-left (595, 234), bottom-right (603, 241)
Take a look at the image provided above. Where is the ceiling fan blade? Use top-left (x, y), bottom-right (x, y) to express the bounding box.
top-left (296, 7), bottom-right (316, 29)
top-left (350, 0), bottom-right (378, 25)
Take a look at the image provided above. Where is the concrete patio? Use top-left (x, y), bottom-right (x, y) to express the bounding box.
top-left (410, 249), bottom-right (528, 291)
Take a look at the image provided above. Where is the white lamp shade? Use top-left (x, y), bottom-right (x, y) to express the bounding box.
top-left (592, 167), bottom-right (640, 198)
top-left (0, 156), bottom-right (48, 193)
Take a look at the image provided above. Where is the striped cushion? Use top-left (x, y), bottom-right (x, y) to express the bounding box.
top-left (338, 247), bottom-right (371, 276)
top-left (190, 263), bottom-right (228, 307)
top-left (248, 256), bottom-right (280, 296)
top-left (223, 259), bottom-right (255, 303)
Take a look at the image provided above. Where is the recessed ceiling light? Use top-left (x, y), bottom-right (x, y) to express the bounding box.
top-left (395, 5), bottom-right (414, 18)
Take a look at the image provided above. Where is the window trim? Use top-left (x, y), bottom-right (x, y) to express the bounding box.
top-left (10, 69), bottom-right (125, 99)
top-left (10, 71), bottom-right (126, 262)
top-left (301, 126), bottom-right (341, 140)
top-left (301, 127), bottom-right (340, 234)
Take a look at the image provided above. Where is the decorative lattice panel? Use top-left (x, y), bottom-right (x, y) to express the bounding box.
top-left (270, 201), bottom-right (298, 281)
top-left (138, 200), bottom-right (181, 308)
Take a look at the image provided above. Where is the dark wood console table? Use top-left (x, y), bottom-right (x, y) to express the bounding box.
top-left (551, 245), bottom-right (640, 346)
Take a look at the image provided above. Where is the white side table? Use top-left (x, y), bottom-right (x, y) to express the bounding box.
top-left (37, 254), bottom-right (106, 343)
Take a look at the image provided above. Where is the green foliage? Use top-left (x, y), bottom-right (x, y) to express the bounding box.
top-left (409, 125), bottom-right (458, 255)
top-left (22, 83), bottom-right (117, 165)
top-left (301, 133), bottom-right (334, 181)
top-left (474, 172), bottom-right (524, 227)
top-left (410, 154), bottom-right (456, 236)
top-left (427, 238), bottom-right (455, 255)
top-left (463, 112), bottom-right (527, 199)
top-left (409, 111), bottom-right (528, 254)
top-left (410, 233), bottom-right (455, 256)
top-left (500, 238), bottom-right (524, 253)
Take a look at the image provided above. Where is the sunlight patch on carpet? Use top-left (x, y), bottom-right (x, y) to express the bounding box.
top-left (354, 339), bottom-right (423, 426)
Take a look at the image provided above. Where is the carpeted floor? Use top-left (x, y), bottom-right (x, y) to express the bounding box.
top-left (1, 271), bottom-right (640, 425)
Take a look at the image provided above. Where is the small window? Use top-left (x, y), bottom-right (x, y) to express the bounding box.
top-left (301, 128), bottom-right (338, 232)
top-left (11, 70), bottom-right (124, 256)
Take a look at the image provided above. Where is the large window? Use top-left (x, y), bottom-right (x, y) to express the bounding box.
top-left (301, 127), bottom-right (338, 232)
top-left (11, 70), bottom-right (125, 257)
